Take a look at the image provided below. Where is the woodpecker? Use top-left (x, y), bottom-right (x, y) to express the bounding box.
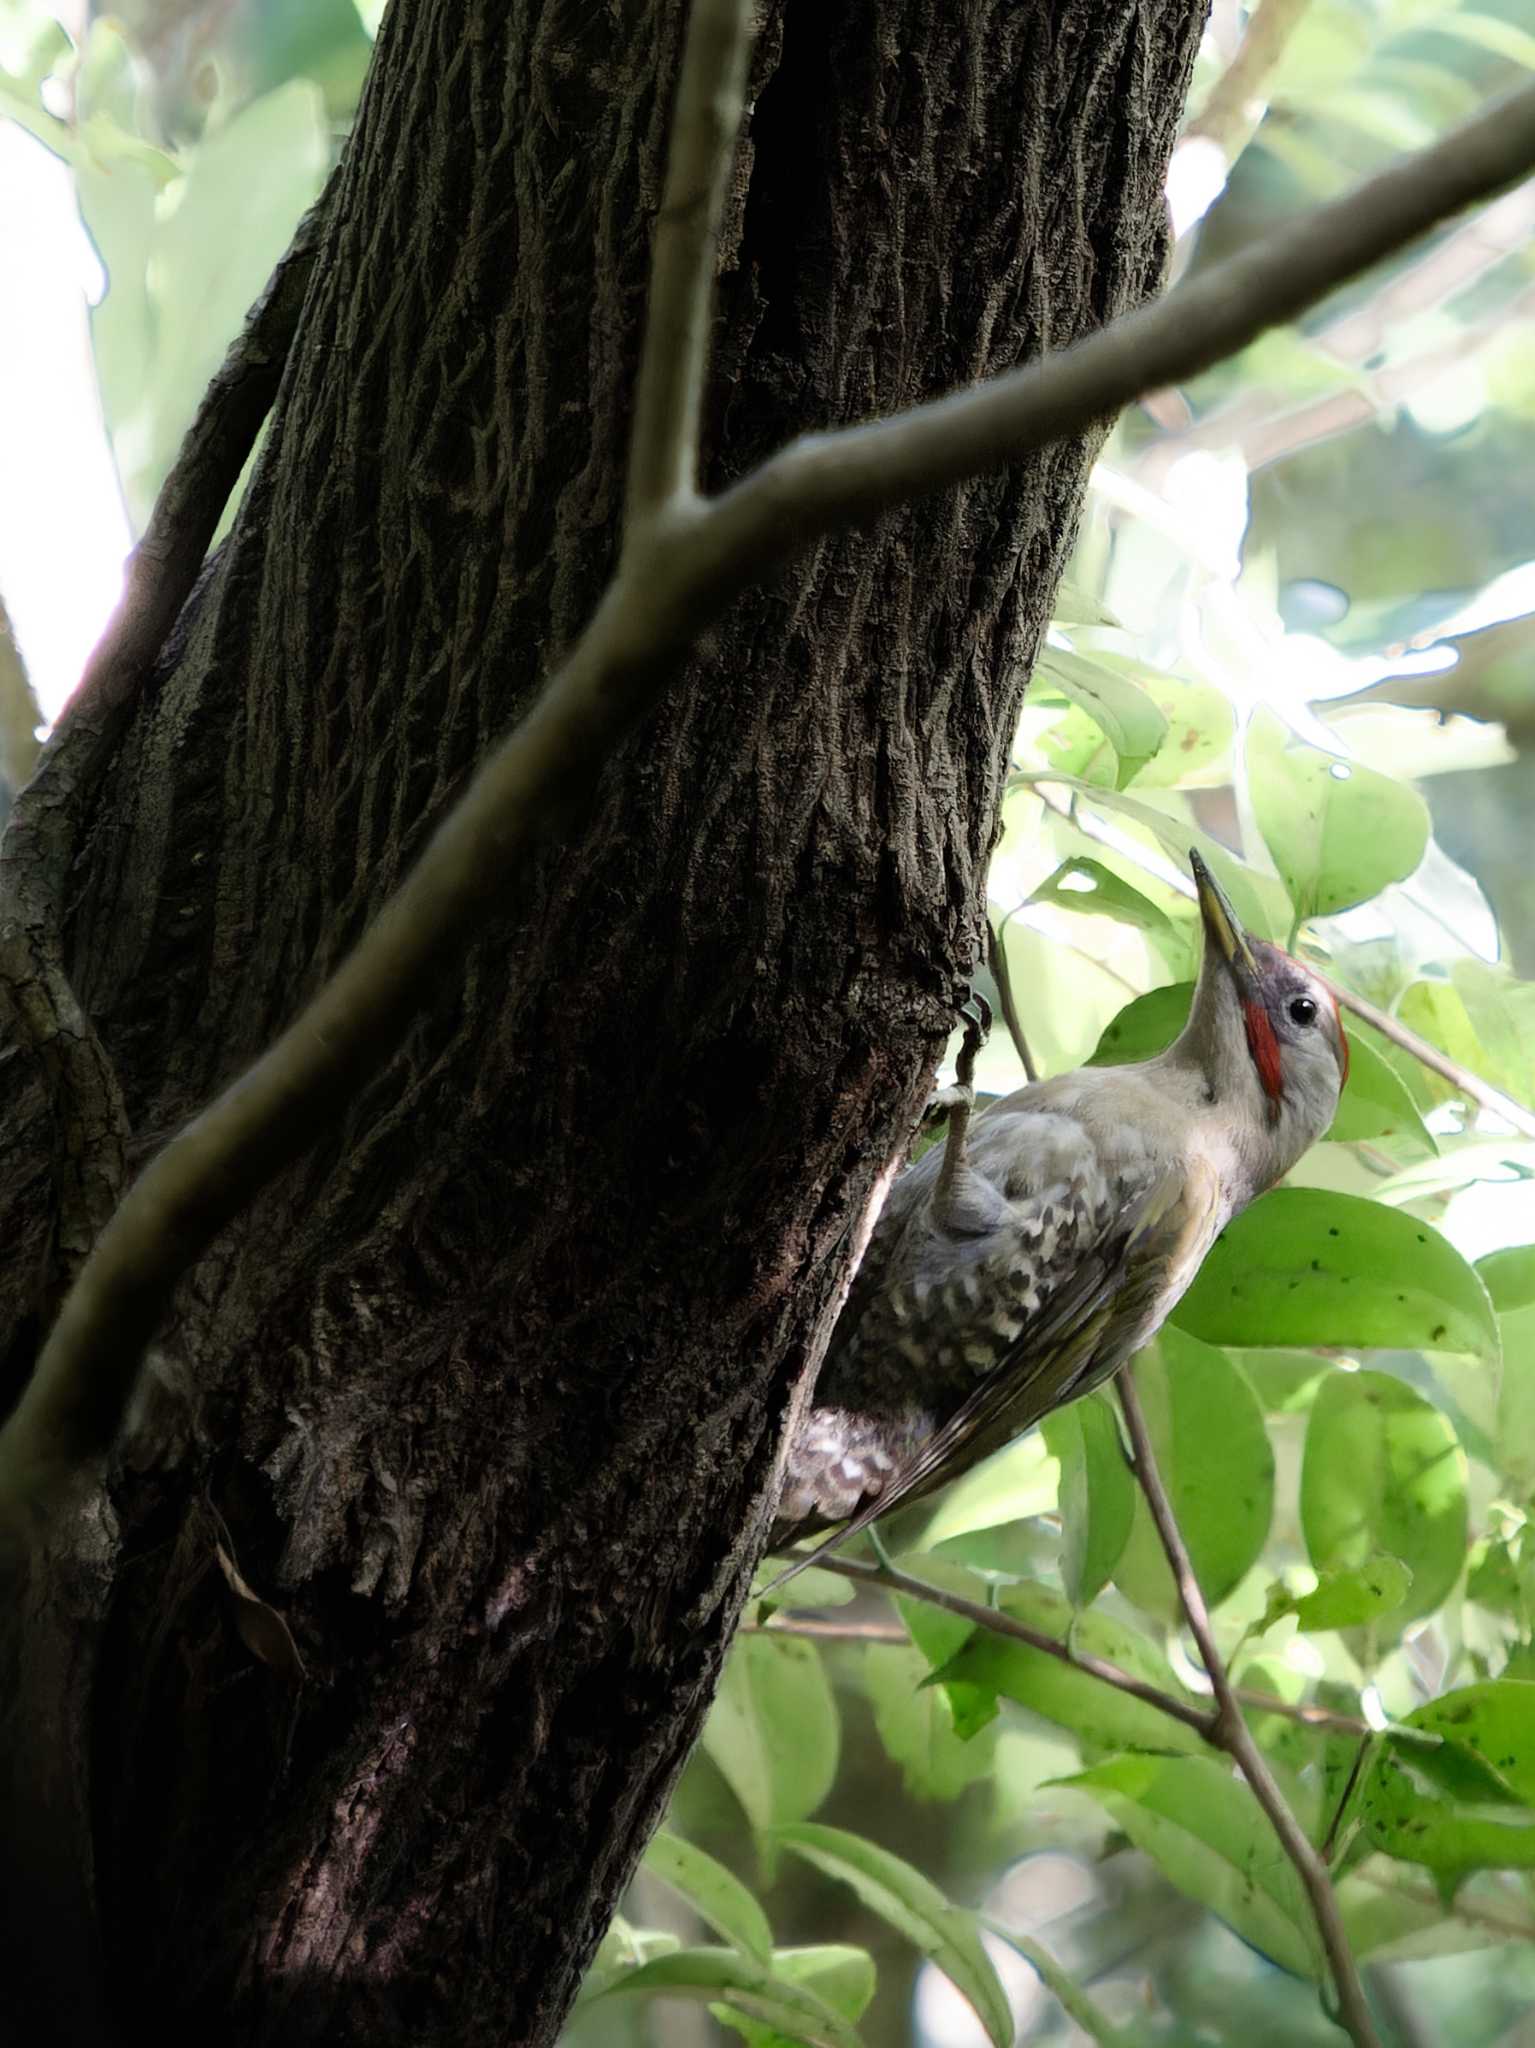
top-left (772, 851), bottom-right (1348, 1577)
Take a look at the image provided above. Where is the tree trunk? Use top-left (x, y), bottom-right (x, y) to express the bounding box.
top-left (1, 2), bottom-right (1203, 2041)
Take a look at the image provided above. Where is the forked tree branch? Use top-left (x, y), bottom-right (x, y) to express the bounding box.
top-left (1118, 1374), bottom-right (1382, 2048)
top-left (4, 9), bottom-right (1535, 1524)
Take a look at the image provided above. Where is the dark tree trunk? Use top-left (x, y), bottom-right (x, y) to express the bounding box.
top-left (1, 2), bottom-right (1203, 2042)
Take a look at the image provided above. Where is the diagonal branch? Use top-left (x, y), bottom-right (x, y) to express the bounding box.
top-left (1117, 1373), bottom-right (1382, 2048)
top-left (5, 56), bottom-right (1535, 1525)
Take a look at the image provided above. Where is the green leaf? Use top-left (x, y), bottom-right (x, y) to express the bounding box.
top-left (771, 1823), bottom-right (1012, 2048)
top-left (702, 1635), bottom-right (839, 1833)
top-left (1173, 1188), bottom-right (1500, 1361)
top-left (919, 1431), bottom-right (1058, 1547)
top-left (935, 1577), bottom-right (1209, 1756)
top-left (1477, 1247), bottom-right (1535, 1315)
top-left (1042, 1391), bottom-right (1134, 1606)
top-left (1111, 1330), bottom-right (1273, 1614)
top-left (1290, 1555), bottom-right (1414, 1632)
top-left (589, 1946), bottom-right (865, 2048)
top-left (642, 1832), bottom-right (774, 1964)
top-left (1247, 709), bottom-right (1430, 922)
top-left (1301, 1371), bottom-right (1468, 1626)
top-left (712, 1947), bottom-right (877, 2048)
top-left (1086, 983), bottom-right (1192, 1067)
top-left (864, 1644), bottom-right (997, 1801)
top-left (577, 1917), bottom-right (681, 2001)
top-left (1324, 1033), bottom-right (1437, 1153)
top-left (1035, 647), bottom-right (1169, 786)
top-left (1361, 1682), bottom-right (1535, 1880)
top-left (1058, 1754), bottom-right (1319, 1977)
top-left (1029, 858), bottom-right (1176, 943)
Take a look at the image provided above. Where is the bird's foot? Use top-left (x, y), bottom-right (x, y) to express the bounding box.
top-left (922, 991), bottom-right (992, 1127)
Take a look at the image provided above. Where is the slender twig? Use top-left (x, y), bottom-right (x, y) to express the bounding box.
top-left (1117, 1375), bottom-right (1382, 2048)
top-left (751, 1584), bottom-right (1432, 1745)
top-left (799, 1554), bottom-right (1218, 1741)
top-left (979, 1916), bottom-right (1123, 2046)
top-left (624, 0), bottom-right (752, 527)
top-left (7, 65), bottom-right (1535, 1523)
top-left (987, 915), bottom-right (1039, 1082)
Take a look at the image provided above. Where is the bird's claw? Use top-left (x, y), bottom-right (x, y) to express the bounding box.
top-left (922, 991), bottom-right (992, 1127)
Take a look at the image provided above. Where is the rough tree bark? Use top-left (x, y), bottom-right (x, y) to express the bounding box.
top-left (0, 2), bottom-right (1204, 2042)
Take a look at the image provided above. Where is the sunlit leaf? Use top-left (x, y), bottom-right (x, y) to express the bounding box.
top-left (1247, 710), bottom-right (1430, 922)
top-left (1289, 1555), bottom-right (1413, 1633)
top-left (1361, 1682), bottom-right (1535, 1879)
top-left (771, 1824), bottom-right (1012, 2048)
top-left (1173, 1189), bottom-right (1500, 1360)
top-left (1035, 647), bottom-right (1168, 786)
top-left (1029, 858), bottom-right (1176, 944)
top-left (1301, 1370), bottom-right (1468, 1626)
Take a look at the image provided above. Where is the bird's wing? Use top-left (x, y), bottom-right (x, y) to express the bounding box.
top-left (762, 1156), bottom-right (1223, 1595)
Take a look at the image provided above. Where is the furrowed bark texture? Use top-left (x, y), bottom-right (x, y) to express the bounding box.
top-left (0, 2), bottom-right (1202, 2041)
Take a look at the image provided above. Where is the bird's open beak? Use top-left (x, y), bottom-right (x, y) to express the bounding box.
top-left (1190, 849), bottom-right (1260, 991)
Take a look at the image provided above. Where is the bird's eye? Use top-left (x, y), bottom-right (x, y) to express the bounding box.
top-left (1288, 996), bottom-right (1319, 1027)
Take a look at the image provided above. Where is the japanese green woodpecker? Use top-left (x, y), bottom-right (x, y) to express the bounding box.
top-left (773, 851), bottom-right (1347, 1571)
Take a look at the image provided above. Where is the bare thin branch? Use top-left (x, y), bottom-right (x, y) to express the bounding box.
top-left (755, 1575), bottom-right (1434, 1745)
top-left (1118, 1374), bottom-right (1383, 2048)
top-left (624, 0), bottom-right (753, 529)
top-left (796, 1553), bottom-right (1219, 1741)
top-left (987, 915), bottom-right (1039, 1082)
top-left (6, 80), bottom-right (1535, 1525)
top-left (698, 83), bottom-right (1535, 576)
